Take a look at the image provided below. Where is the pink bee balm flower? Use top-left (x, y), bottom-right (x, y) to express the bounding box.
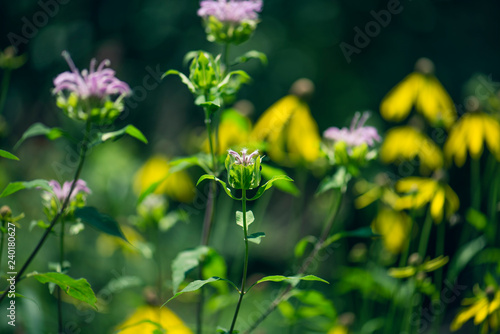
top-left (53, 51), bottom-right (130, 100)
top-left (47, 180), bottom-right (91, 203)
top-left (198, 0), bottom-right (263, 23)
top-left (228, 148), bottom-right (259, 166)
top-left (324, 112), bottom-right (381, 148)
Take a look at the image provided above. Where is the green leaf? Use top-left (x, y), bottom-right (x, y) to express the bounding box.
top-left (202, 249), bottom-right (229, 293)
top-left (28, 272), bottom-right (97, 309)
top-left (171, 246), bottom-right (210, 294)
top-left (232, 50), bottom-right (268, 66)
top-left (197, 175), bottom-right (241, 200)
top-left (99, 125), bottom-right (148, 144)
top-left (294, 236), bottom-right (317, 258)
top-left (163, 277), bottom-right (221, 305)
top-left (446, 236), bottom-right (487, 282)
top-left (0, 149), bottom-right (19, 161)
top-left (74, 207), bottom-right (127, 241)
top-left (248, 232), bottom-right (265, 244)
top-left (0, 179), bottom-right (52, 198)
top-left (162, 70), bottom-right (196, 93)
top-left (466, 208), bottom-right (488, 231)
top-left (322, 227), bottom-right (379, 249)
top-left (236, 210), bottom-right (254, 228)
top-left (316, 167), bottom-right (351, 195)
top-left (252, 275), bottom-right (329, 291)
top-left (14, 123), bottom-right (70, 150)
top-left (248, 175), bottom-right (294, 201)
top-left (217, 70), bottom-right (251, 90)
top-left (261, 164), bottom-right (299, 196)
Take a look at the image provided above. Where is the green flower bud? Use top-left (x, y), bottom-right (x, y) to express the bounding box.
top-left (189, 51), bottom-right (219, 91)
top-left (204, 16), bottom-right (257, 45)
top-left (225, 149), bottom-right (262, 190)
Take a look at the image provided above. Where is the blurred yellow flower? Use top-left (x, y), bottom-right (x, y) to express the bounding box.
top-left (96, 225), bottom-right (152, 258)
top-left (327, 325), bottom-right (349, 334)
top-left (444, 112), bottom-right (500, 167)
top-left (451, 286), bottom-right (500, 333)
top-left (380, 126), bottom-right (444, 175)
top-left (395, 177), bottom-right (459, 223)
top-left (116, 305), bottom-right (192, 334)
top-left (354, 177), bottom-right (399, 209)
top-left (371, 207), bottom-right (412, 254)
top-left (388, 255), bottom-right (449, 278)
top-left (380, 58), bottom-right (456, 128)
top-left (251, 95), bottom-right (321, 166)
top-left (133, 155), bottom-right (195, 203)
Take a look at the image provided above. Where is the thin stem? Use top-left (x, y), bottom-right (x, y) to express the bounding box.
top-left (0, 120), bottom-right (91, 304)
top-left (488, 164), bottom-right (499, 246)
top-left (431, 221), bottom-right (446, 334)
top-left (399, 210), bottom-right (415, 267)
top-left (244, 189), bottom-right (343, 334)
top-left (471, 158), bottom-right (481, 211)
top-left (229, 189), bottom-right (249, 334)
top-left (0, 220), bottom-right (5, 271)
top-left (0, 69), bottom-right (12, 116)
top-left (418, 209), bottom-right (433, 259)
top-left (58, 219), bottom-right (65, 333)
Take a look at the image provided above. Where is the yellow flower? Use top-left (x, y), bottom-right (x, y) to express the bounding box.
top-left (395, 177), bottom-right (459, 223)
top-left (380, 58), bottom-right (456, 128)
top-left (327, 325), bottom-right (349, 334)
top-left (380, 126), bottom-right (444, 175)
top-left (133, 155), bottom-right (195, 203)
top-left (354, 177), bottom-right (399, 209)
top-left (251, 94), bottom-right (321, 166)
top-left (116, 305), bottom-right (192, 334)
top-left (451, 286), bottom-right (500, 333)
top-left (371, 207), bottom-right (412, 254)
top-left (388, 255), bottom-right (449, 278)
top-left (444, 112), bottom-right (500, 167)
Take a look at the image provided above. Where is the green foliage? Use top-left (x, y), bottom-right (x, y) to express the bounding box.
top-left (202, 248), bottom-right (229, 294)
top-left (248, 275), bottom-right (328, 292)
top-left (248, 175), bottom-right (294, 201)
top-left (225, 153), bottom-right (262, 190)
top-left (171, 246), bottom-right (210, 294)
top-left (197, 175), bottom-right (241, 200)
top-left (28, 272), bottom-right (97, 309)
top-left (236, 210), bottom-right (254, 228)
top-left (466, 208), bottom-right (488, 231)
top-left (0, 179), bottom-right (52, 198)
top-left (261, 164), bottom-right (299, 196)
top-left (94, 125), bottom-right (148, 146)
top-left (163, 277), bottom-right (222, 305)
top-left (232, 50), bottom-right (268, 66)
top-left (322, 227), bottom-right (378, 249)
top-left (294, 236), bottom-right (317, 258)
top-left (74, 207), bottom-right (127, 241)
top-left (447, 236), bottom-right (487, 282)
top-left (247, 232), bottom-right (266, 244)
top-left (316, 167), bottom-right (351, 195)
top-left (0, 149), bottom-right (19, 160)
top-left (14, 123), bottom-right (71, 150)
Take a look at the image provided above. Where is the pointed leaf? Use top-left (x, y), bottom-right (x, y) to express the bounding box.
top-left (99, 125), bottom-right (148, 144)
top-left (0, 149), bottom-right (19, 161)
top-left (28, 272), bottom-right (97, 309)
top-left (294, 236), bottom-right (317, 258)
top-left (261, 164), bottom-right (299, 196)
top-left (236, 210), bottom-right (255, 228)
top-left (74, 207), bottom-right (127, 241)
top-left (254, 275), bottom-right (329, 289)
top-left (171, 246), bottom-right (210, 294)
top-left (232, 51), bottom-right (268, 66)
top-left (162, 70), bottom-right (196, 93)
top-left (163, 277), bottom-right (221, 305)
top-left (197, 175), bottom-right (241, 200)
top-left (316, 167), bottom-right (351, 196)
top-left (248, 175), bottom-right (294, 201)
top-left (446, 236), bottom-right (487, 282)
top-left (217, 70), bottom-right (251, 90)
top-left (248, 232), bottom-right (265, 244)
top-left (0, 179), bottom-right (52, 198)
top-left (14, 123), bottom-right (70, 150)
top-left (322, 227), bottom-right (379, 249)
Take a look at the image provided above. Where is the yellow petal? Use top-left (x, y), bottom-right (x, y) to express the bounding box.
top-left (251, 95), bottom-right (297, 141)
top-left (380, 73), bottom-right (423, 122)
top-left (415, 76), bottom-right (456, 128)
top-left (286, 104), bottom-right (321, 163)
top-left (451, 299), bottom-right (488, 331)
top-left (482, 114), bottom-right (500, 160)
top-left (467, 115), bottom-right (484, 159)
top-left (430, 187), bottom-right (445, 223)
top-left (116, 305), bottom-right (193, 334)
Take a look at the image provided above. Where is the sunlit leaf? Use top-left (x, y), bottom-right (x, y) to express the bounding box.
top-left (316, 167), bottom-right (351, 195)
top-left (14, 123), bottom-right (71, 150)
top-left (232, 50), bottom-right (268, 66)
top-left (248, 232), bottom-right (265, 244)
top-left (197, 175), bottom-right (241, 200)
top-left (162, 70), bottom-right (196, 93)
top-left (171, 246), bottom-right (210, 294)
top-left (163, 277), bottom-right (221, 305)
top-left (74, 207), bottom-right (127, 241)
top-left (236, 210), bottom-right (254, 228)
top-left (28, 272), bottom-right (97, 309)
top-left (248, 175), bottom-right (294, 201)
top-left (294, 236), bottom-right (317, 258)
top-left (261, 164), bottom-right (299, 196)
top-left (98, 125), bottom-right (148, 145)
top-left (0, 149), bottom-right (19, 161)
top-left (0, 179), bottom-right (52, 198)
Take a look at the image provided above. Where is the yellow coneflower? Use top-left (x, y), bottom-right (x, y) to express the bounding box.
top-left (251, 79), bottom-right (321, 166)
top-left (444, 111), bottom-right (500, 167)
top-left (116, 305), bottom-right (192, 334)
top-left (380, 126), bottom-right (444, 175)
top-left (354, 176), bottom-right (399, 209)
top-left (371, 207), bottom-right (412, 254)
top-left (133, 155), bottom-right (195, 203)
top-left (395, 177), bottom-right (459, 223)
top-left (451, 285), bottom-right (500, 333)
top-left (380, 58), bottom-right (456, 128)
top-left (388, 255), bottom-right (449, 278)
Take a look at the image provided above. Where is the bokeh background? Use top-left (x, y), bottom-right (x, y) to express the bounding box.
top-left (0, 0), bottom-right (499, 333)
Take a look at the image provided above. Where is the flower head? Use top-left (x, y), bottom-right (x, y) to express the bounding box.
top-left (47, 179), bottom-right (91, 203)
top-left (198, 0), bottom-right (262, 23)
top-left (371, 207), bottom-right (412, 254)
top-left (225, 148), bottom-right (262, 189)
top-left (228, 148), bottom-right (259, 166)
top-left (324, 112), bottom-right (381, 148)
top-left (444, 111), bottom-right (500, 167)
top-left (53, 51), bottom-right (131, 123)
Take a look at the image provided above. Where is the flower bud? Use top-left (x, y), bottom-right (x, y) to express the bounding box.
top-left (225, 149), bottom-right (262, 190)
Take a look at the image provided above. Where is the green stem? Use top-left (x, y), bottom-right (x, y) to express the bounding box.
top-left (229, 189), bottom-right (249, 334)
top-left (58, 219), bottom-right (65, 333)
top-left (471, 158), bottom-right (481, 211)
top-left (204, 107), bottom-right (217, 172)
top-left (0, 120), bottom-right (91, 303)
top-left (0, 69), bottom-right (11, 116)
top-left (488, 164), bottom-right (499, 246)
top-left (399, 210), bottom-right (415, 267)
top-left (431, 221), bottom-right (446, 334)
top-left (244, 189), bottom-right (344, 334)
top-left (0, 220), bottom-right (5, 271)
top-left (418, 209), bottom-right (433, 259)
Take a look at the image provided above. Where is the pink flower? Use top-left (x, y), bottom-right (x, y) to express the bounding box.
top-left (198, 0), bottom-right (263, 23)
top-left (53, 51), bottom-right (130, 100)
top-left (324, 112), bottom-right (381, 148)
top-left (228, 148), bottom-right (259, 166)
top-left (47, 180), bottom-right (91, 203)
